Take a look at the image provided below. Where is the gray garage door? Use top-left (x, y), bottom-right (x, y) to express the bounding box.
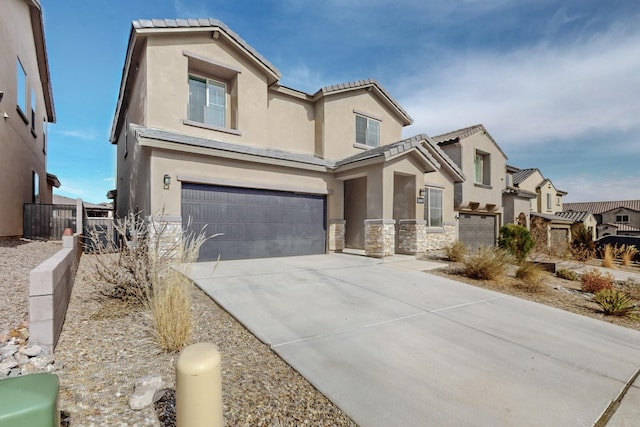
top-left (458, 213), bottom-right (496, 250)
top-left (181, 183), bottom-right (326, 261)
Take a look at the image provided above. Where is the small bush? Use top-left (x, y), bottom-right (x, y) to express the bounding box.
top-left (444, 241), bottom-right (467, 262)
top-left (515, 262), bottom-right (544, 292)
top-left (461, 247), bottom-right (512, 281)
top-left (581, 269), bottom-right (614, 293)
top-left (621, 245), bottom-right (639, 267)
top-left (593, 289), bottom-right (636, 316)
top-left (556, 269), bottom-right (579, 281)
top-left (570, 225), bottom-right (595, 262)
top-left (498, 224), bottom-right (535, 261)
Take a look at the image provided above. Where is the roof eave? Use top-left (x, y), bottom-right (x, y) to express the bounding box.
top-left (27, 0), bottom-right (55, 122)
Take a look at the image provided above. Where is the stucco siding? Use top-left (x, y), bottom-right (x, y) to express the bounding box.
top-left (266, 91), bottom-right (315, 155)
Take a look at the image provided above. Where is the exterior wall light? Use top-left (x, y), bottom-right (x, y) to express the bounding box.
top-left (163, 174), bottom-right (171, 189)
top-left (418, 188), bottom-right (426, 197)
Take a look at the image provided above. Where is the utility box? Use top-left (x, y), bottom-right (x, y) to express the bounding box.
top-left (0, 373), bottom-right (60, 427)
top-left (176, 343), bottom-right (223, 427)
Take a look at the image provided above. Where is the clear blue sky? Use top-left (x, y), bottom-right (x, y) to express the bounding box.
top-left (42, 0), bottom-right (640, 204)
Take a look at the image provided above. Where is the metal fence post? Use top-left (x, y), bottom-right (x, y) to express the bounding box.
top-left (176, 342), bottom-right (223, 427)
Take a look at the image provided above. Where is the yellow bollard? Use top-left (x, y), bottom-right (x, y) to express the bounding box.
top-left (176, 343), bottom-right (223, 427)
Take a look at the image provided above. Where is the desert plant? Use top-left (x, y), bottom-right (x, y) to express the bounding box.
top-left (620, 245), bottom-right (639, 267)
top-left (593, 289), bottom-right (636, 316)
top-left (515, 262), bottom-right (544, 292)
top-left (570, 225), bottom-right (595, 262)
top-left (498, 224), bottom-right (535, 261)
top-left (444, 241), bottom-right (467, 262)
top-left (580, 268), bottom-right (614, 293)
top-left (556, 269), bottom-right (579, 281)
top-left (461, 247), bottom-right (512, 281)
top-left (600, 244), bottom-right (619, 269)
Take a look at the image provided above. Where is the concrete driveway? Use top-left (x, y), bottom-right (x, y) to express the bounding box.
top-left (184, 254), bottom-right (640, 427)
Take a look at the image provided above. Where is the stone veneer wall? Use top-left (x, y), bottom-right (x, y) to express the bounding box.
top-left (328, 220), bottom-right (346, 252)
top-left (148, 216), bottom-right (183, 259)
top-left (364, 219), bottom-right (395, 257)
top-left (424, 223), bottom-right (457, 251)
top-left (397, 220), bottom-right (427, 254)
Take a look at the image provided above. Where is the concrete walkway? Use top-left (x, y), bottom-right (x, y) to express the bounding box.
top-left (184, 254), bottom-right (640, 427)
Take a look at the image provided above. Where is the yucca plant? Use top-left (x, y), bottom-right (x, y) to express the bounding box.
top-left (593, 289), bottom-right (636, 316)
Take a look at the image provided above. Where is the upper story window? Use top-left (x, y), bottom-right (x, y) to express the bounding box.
top-left (556, 196), bottom-right (561, 206)
top-left (546, 193), bottom-right (552, 211)
top-left (424, 187), bottom-right (443, 227)
top-left (32, 171), bottom-right (40, 203)
top-left (17, 58), bottom-right (27, 120)
top-left (188, 75), bottom-right (226, 128)
top-left (616, 214), bottom-right (629, 223)
top-left (474, 151), bottom-right (490, 186)
top-left (183, 50), bottom-right (240, 135)
top-left (42, 119), bottom-right (47, 153)
top-left (31, 89), bottom-right (36, 134)
top-left (355, 114), bottom-right (380, 148)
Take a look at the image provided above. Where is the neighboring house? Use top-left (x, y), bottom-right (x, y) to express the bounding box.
top-left (503, 164), bottom-right (536, 229)
top-left (0, 0), bottom-right (58, 238)
top-left (554, 211), bottom-right (597, 240)
top-left (509, 166), bottom-right (571, 252)
top-left (111, 18), bottom-right (459, 260)
top-left (563, 200), bottom-right (640, 238)
top-left (431, 125), bottom-right (507, 249)
top-left (53, 195), bottom-right (113, 218)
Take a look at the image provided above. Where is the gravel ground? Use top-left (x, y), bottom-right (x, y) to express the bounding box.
top-left (0, 239), bottom-right (62, 334)
top-left (1, 241), bottom-right (357, 426)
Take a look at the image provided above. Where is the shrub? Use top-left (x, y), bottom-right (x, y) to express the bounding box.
top-left (556, 269), bottom-right (579, 281)
top-left (580, 269), bottom-right (614, 293)
top-left (515, 262), bottom-right (544, 292)
top-left (461, 247), bottom-right (512, 281)
top-left (444, 241), bottom-right (467, 262)
top-left (498, 224), bottom-right (535, 261)
top-left (593, 289), bottom-right (636, 316)
top-left (620, 245), bottom-right (639, 267)
top-left (570, 225), bottom-right (595, 262)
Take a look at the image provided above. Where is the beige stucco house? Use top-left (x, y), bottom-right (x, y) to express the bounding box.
top-left (430, 125), bottom-right (507, 249)
top-left (0, 0), bottom-right (57, 238)
top-left (563, 200), bottom-right (640, 238)
top-left (111, 19), bottom-right (472, 260)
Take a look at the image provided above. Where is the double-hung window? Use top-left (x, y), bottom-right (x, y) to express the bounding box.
top-left (546, 193), bottom-right (552, 211)
top-left (355, 115), bottom-right (380, 147)
top-left (616, 214), bottom-right (629, 223)
top-left (188, 75), bottom-right (226, 128)
top-left (474, 151), bottom-right (490, 185)
top-left (424, 187), bottom-right (443, 227)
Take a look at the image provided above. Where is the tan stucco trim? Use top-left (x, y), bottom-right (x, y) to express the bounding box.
top-left (176, 175), bottom-right (331, 195)
top-left (269, 85), bottom-right (312, 101)
top-left (182, 49), bottom-right (242, 74)
top-left (182, 119), bottom-right (242, 136)
top-left (353, 109), bottom-right (383, 122)
top-left (138, 137), bottom-right (330, 173)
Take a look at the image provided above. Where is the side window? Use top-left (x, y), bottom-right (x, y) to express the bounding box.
top-left (17, 58), bottom-right (27, 120)
top-left (474, 151), bottom-right (490, 185)
top-left (32, 171), bottom-right (40, 203)
top-left (42, 119), bottom-right (47, 153)
top-left (355, 115), bottom-right (380, 147)
top-left (546, 193), bottom-right (551, 211)
top-left (31, 89), bottom-right (36, 133)
top-left (424, 187), bottom-right (443, 227)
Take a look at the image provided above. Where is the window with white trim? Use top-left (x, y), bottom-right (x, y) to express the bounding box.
top-left (474, 151), bottom-right (490, 185)
top-left (32, 171), bottom-right (39, 203)
top-left (355, 115), bottom-right (380, 147)
top-left (546, 193), bottom-right (552, 210)
top-left (17, 58), bottom-right (27, 117)
top-left (424, 187), bottom-right (443, 227)
top-left (188, 75), bottom-right (227, 128)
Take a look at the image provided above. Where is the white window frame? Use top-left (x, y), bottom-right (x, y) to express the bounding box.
top-left (424, 187), bottom-right (443, 227)
top-left (188, 74), bottom-right (227, 128)
top-left (355, 114), bottom-right (380, 148)
top-left (474, 151), bottom-right (490, 186)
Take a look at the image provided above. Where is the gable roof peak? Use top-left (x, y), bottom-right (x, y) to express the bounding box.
top-left (432, 124), bottom-right (508, 160)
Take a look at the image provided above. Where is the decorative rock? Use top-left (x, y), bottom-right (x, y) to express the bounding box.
top-left (0, 357), bottom-right (19, 374)
top-left (20, 363), bottom-right (37, 375)
top-left (31, 354), bottom-right (54, 369)
top-left (0, 344), bottom-right (18, 358)
top-left (15, 353), bottom-right (30, 365)
top-left (21, 344), bottom-right (42, 357)
top-left (129, 375), bottom-right (163, 411)
top-left (0, 333), bottom-right (8, 344)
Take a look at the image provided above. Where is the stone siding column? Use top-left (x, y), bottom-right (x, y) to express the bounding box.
top-left (364, 219), bottom-right (395, 258)
top-left (397, 219), bottom-right (427, 254)
top-left (148, 215), bottom-right (183, 259)
top-left (424, 223), bottom-right (457, 251)
top-left (328, 220), bottom-right (346, 252)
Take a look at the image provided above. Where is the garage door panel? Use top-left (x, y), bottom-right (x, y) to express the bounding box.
top-left (459, 214), bottom-right (496, 250)
top-left (182, 183), bottom-right (326, 261)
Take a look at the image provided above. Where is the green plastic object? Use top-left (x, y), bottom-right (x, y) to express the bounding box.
top-left (0, 373), bottom-right (60, 427)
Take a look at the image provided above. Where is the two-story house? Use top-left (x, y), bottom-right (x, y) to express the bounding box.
top-left (110, 19), bottom-right (457, 260)
top-left (430, 125), bottom-right (507, 249)
top-left (0, 0), bottom-right (58, 238)
top-left (563, 200), bottom-right (640, 239)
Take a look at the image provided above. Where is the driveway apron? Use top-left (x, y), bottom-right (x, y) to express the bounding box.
top-left (185, 254), bottom-right (640, 427)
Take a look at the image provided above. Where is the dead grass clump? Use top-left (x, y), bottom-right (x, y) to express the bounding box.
top-left (515, 262), bottom-right (544, 292)
top-left (581, 269), bottom-right (614, 293)
top-left (600, 244), bottom-right (618, 269)
top-left (148, 271), bottom-right (193, 352)
top-left (593, 289), bottom-right (636, 317)
top-left (444, 241), bottom-right (467, 262)
top-left (461, 247), bottom-right (512, 281)
top-left (621, 245), bottom-right (639, 267)
top-left (556, 269), bottom-right (579, 281)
